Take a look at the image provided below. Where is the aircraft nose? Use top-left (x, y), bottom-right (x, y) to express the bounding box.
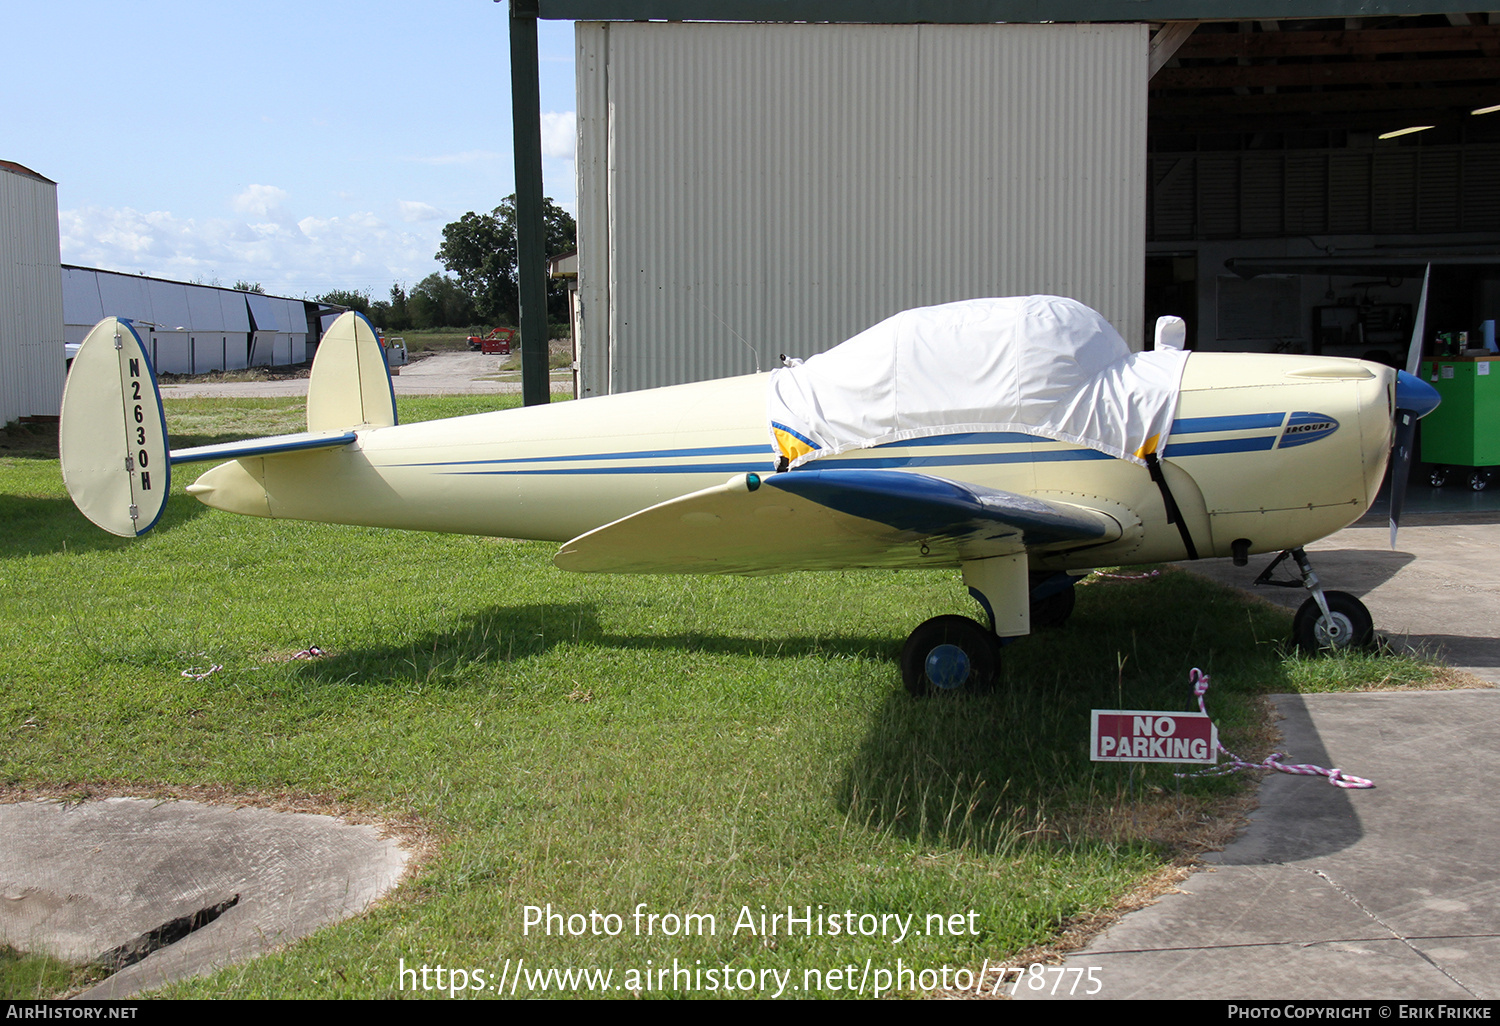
top-left (1395, 370), bottom-right (1441, 419)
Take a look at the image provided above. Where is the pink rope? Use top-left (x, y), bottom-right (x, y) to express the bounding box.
top-left (183, 646), bottom-right (322, 679)
top-left (1174, 668), bottom-right (1374, 789)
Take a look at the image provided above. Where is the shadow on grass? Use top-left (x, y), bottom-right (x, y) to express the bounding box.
top-left (831, 571), bottom-right (1312, 854)
top-left (285, 601), bottom-right (899, 690)
top-left (273, 571), bottom-right (1409, 862)
top-left (0, 494), bottom-right (212, 555)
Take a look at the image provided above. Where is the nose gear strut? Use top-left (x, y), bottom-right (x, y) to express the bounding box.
top-left (1254, 547), bottom-right (1374, 653)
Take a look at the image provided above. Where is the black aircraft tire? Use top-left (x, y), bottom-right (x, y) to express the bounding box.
top-left (1030, 586), bottom-right (1076, 630)
top-left (900, 615), bottom-right (1001, 697)
top-left (1292, 592), bottom-right (1374, 654)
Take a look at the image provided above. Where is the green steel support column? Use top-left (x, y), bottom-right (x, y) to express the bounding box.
top-left (510, 0), bottom-right (549, 406)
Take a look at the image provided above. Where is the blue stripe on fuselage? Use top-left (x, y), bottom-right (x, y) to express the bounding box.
top-left (404, 417), bottom-right (1296, 477)
top-left (1171, 413), bottom-right (1286, 434)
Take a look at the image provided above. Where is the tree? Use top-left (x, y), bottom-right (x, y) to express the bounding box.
top-left (436, 195), bottom-right (575, 325)
top-left (387, 283), bottom-right (411, 332)
top-left (316, 289), bottom-right (371, 315)
top-left (407, 274), bottom-right (475, 329)
top-left (370, 283), bottom-right (412, 332)
top-left (233, 280), bottom-right (266, 294)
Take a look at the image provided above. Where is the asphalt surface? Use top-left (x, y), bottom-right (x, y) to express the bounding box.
top-left (1019, 516), bottom-right (1500, 1002)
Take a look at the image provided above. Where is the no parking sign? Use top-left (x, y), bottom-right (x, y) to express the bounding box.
top-left (1091, 710), bottom-right (1217, 764)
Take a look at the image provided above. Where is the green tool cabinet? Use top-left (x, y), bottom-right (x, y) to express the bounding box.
top-left (1419, 357), bottom-right (1500, 489)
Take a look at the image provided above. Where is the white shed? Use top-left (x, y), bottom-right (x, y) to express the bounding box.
top-left (0, 161), bottom-right (65, 423)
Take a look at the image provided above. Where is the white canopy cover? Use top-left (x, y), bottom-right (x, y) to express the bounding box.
top-left (767, 296), bottom-right (1190, 469)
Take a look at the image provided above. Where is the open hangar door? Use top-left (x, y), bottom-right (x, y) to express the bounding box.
top-left (1145, 14), bottom-right (1500, 510)
top-left (1144, 14), bottom-right (1500, 361)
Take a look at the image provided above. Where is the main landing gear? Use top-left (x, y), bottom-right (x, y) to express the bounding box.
top-left (900, 571), bottom-right (1080, 696)
top-left (1256, 547), bottom-right (1374, 654)
top-left (900, 615), bottom-right (1000, 697)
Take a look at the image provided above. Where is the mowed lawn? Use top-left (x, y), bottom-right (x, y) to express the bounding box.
top-left (0, 396), bottom-right (1438, 999)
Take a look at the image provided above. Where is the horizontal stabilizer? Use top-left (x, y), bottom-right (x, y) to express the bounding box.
top-left (170, 430), bottom-right (359, 465)
top-left (555, 468), bottom-right (1121, 574)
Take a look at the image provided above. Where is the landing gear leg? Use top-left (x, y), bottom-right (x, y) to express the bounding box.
top-left (900, 554), bottom-right (1029, 696)
top-left (1257, 547), bottom-right (1373, 653)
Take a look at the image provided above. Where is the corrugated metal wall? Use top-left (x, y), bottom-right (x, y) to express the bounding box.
top-left (62, 267), bottom-right (305, 372)
top-left (577, 21), bottom-right (1147, 394)
top-left (0, 168), bottom-right (65, 423)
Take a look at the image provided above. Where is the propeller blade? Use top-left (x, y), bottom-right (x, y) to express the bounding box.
top-left (1391, 266), bottom-right (1435, 548)
top-left (1389, 370), bottom-right (1442, 548)
top-left (1405, 264), bottom-right (1431, 377)
top-left (1388, 411), bottom-right (1417, 549)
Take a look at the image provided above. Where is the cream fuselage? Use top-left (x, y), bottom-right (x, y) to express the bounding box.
top-left (188, 352), bottom-right (1395, 571)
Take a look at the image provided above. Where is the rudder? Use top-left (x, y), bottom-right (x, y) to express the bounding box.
top-left (59, 317), bottom-right (171, 537)
top-left (306, 311), bottom-right (398, 431)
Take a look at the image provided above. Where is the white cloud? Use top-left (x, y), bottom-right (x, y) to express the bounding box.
top-left (230, 184), bottom-right (290, 220)
top-left (540, 111), bottom-right (576, 160)
top-left (397, 200), bottom-right (442, 223)
top-left (60, 203), bottom-right (443, 298)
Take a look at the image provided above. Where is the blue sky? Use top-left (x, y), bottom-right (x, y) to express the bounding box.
top-left (2, 1), bottom-right (577, 300)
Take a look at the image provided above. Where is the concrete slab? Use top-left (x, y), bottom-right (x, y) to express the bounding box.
top-left (1183, 517), bottom-right (1500, 683)
top-left (1019, 689), bottom-right (1500, 1000)
top-left (0, 798), bottom-right (408, 998)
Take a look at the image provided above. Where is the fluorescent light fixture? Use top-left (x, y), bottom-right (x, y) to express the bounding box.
top-left (1472, 104), bottom-right (1500, 116)
top-left (1378, 125), bottom-right (1435, 139)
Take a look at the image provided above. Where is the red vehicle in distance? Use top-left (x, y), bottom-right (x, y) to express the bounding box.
top-left (467, 327), bottom-right (516, 355)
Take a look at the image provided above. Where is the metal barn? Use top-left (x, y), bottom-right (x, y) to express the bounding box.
top-left (61, 267), bottom-right (313, 375)
top-left (0, 161), bottom-right (65, 425)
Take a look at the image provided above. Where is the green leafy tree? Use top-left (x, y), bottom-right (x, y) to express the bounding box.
top-left (316, 289), bottom-right (371, 315)
top-left (387, 283), bottom-right (412, 332)
top-left (407, 274), bottom-right (476, 330)
top-left (232, 280), bottom-right (266, 294)
top-left (370, 283), bottom-right (411, 333)
top-left (436, 195), bottom-right (575, 325)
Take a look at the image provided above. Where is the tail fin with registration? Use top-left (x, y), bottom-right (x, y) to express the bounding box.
top-left (59, 312), bottom-right (388, 537)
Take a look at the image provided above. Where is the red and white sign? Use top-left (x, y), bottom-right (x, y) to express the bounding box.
top-left (1090, 710), bottom-right (1217, 764)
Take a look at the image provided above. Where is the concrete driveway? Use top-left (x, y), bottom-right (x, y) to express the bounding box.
top-left (1020, 515), bottom-right (1500, 1001)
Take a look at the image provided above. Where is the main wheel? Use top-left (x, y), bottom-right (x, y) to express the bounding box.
top-left (1429, 466), bottom-right (1452, 488)
top-left (1030, 585), bottom-right (1076, 629)
top-left (1470, 469), bottom-right (1492, 492)
top-left (1292, 592), bottom-right (1374, 654)
top-left (900, 615), bottom-right (1000, 697)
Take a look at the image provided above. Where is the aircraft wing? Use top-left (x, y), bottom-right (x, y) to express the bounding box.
top-left (554, 468), bottom-right (1123, 574)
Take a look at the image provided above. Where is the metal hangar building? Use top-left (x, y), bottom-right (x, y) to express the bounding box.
top-left (501, 2), bottom-right (1500, 399)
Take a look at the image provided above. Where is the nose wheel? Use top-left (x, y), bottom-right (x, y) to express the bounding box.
top-left (1292, 591), bottom-right (1374, 653)
top-left (1258, 548), bottom-right (1375, 654)
top-left (900, 615), bottom-right (1000, 696)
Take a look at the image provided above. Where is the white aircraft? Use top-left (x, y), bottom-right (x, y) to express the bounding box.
top-left (59, 296), bottom-right (1439, 695)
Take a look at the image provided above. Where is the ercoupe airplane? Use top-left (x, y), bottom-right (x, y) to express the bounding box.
top-left (59, 295), bottom-right (1439, 695)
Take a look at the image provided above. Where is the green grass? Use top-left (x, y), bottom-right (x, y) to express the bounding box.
top-left (0, 946), bottom-right (108, 1001)
top-left (0, 397), bottom-right (1443, 999)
